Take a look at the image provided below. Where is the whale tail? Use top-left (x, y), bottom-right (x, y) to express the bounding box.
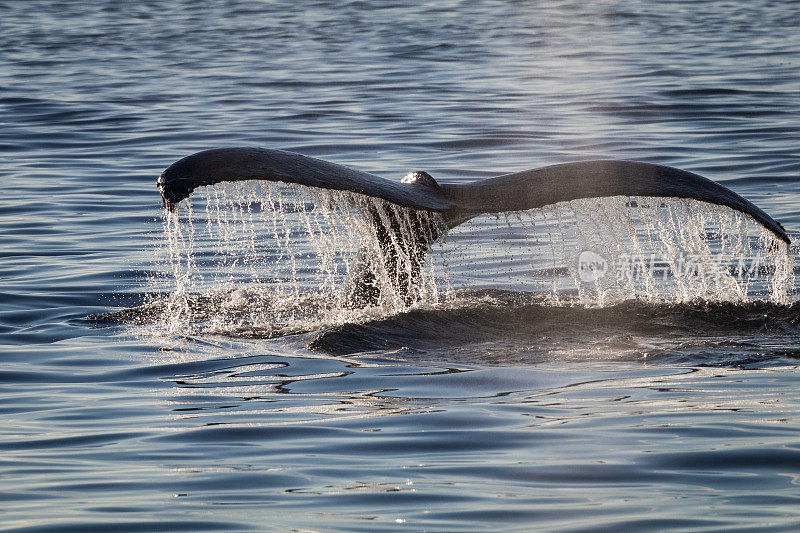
top-left (158, 148), bottom-right (790, 304)
top-left (342, 200), bottom-right (446, 307)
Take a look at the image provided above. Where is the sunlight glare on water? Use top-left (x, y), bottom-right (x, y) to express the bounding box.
top-left (3, 0), bottom-right (800, 531)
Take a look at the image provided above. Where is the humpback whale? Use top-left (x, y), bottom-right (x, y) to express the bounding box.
top-left (158, 148), bottom-right (790, 305)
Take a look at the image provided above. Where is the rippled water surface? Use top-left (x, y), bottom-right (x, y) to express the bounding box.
top-left (3, 1), bottom-right (800, 531)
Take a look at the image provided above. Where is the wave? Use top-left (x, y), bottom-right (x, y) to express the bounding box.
top-left (92, 288), bottom-right (800, 367)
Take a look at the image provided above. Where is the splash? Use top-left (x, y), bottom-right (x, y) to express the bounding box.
top-left (153, 181), bottom-right (446, 336)
top-left (438, 196), bottom-right (794, 306)
top-left (150, 182), bottom-right (795, 337)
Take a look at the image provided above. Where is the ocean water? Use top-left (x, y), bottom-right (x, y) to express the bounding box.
top-left (3, 0), bottom-right (800, 531)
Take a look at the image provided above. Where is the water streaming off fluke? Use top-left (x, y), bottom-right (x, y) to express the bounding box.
top-left (440, 196), bottom-right (793, 305)
top-left (150, 180), bottom-right (794, 338)
top-left (154, 181), bottom-right (447, 337)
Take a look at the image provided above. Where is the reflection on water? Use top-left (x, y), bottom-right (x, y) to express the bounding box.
top-left (7, 334), bottom-right (799, 531)
top-left (3, 0), bottom-right (800, 530)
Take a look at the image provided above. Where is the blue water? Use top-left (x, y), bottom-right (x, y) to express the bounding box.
top-left (3, 0), bottom-right (800, 530)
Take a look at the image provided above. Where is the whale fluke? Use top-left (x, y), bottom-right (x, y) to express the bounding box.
top-left (157, 147), bottom-right (453, 213)
top-left (158, 148), bottom-right (790, 305)
top-left (437, 160), bottom-right (789, 243)
top-left (158, 147), bottom-right (789, 244)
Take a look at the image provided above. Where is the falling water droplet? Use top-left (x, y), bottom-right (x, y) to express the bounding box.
top-left (151, 184), bottom-right (795, 337)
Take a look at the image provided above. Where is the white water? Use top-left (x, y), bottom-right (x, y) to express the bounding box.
top-left (440, 196), bottom-right (794, 307)
top-left (156, 181), bottom-right (446, 336)
top-left (154, 181), bottom-right (794, 336)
